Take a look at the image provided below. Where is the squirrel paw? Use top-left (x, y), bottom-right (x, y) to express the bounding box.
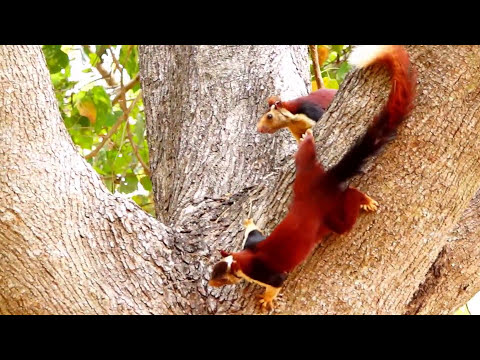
top-left (300, 129), bottom-right (314, 142)
top-left (243, 218), bottom-right (254, 227)
top-left (257, 293), bottom-right (275, 312)
top-left (360, 195), bottom-right (379, 212)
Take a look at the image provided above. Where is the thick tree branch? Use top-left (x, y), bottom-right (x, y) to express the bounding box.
top-left (139, 45), bottom-right (308, 224)
top-left (273, 45), bottom-right (480, 314)
top-left (405, 189), bottom-right (480, 314)
top-left (3, 45), bottom-right (480, 315)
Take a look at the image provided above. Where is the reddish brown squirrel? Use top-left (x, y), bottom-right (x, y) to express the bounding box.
top-left (257, 88), bottom-right (337, 143)
top-left (210, 45), bottom-right (416, 310)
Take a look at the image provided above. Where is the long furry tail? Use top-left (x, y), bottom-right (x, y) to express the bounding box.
top-left (327, 45), bottom-right (416, 184)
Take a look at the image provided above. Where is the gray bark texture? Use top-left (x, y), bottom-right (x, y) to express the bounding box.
top-left (1, 45), bottom-right (480, 314)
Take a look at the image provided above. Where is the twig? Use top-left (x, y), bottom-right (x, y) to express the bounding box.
top-left (82, 45), bottom-right (118, 87)
top-left (108, 45), bottom-right (130, 112)
top-left (84, 90), bottom-right (142, 160)
top-left (101, 48), bottom-right (147, 175)
top-left (112, 74), bottom-right (140, 105)
top-left (124, 45), bottom-right (134, 65)
top-left (309, 45), bottom-right (325, 90)
top-left (108, 45), bottom-right (123, 82)
top-left (126, 118), bottom-right (151, 176)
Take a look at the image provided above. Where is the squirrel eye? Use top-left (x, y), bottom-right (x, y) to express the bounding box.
top-left (267, 114), bottom-right (273, 119)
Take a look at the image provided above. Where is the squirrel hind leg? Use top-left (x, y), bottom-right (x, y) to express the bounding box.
top-left (325, 187), bottom-right (377, 234)
top-left (342, 187), bottom-right (379, 213)
top-left (359, 192), bottom-right (379, 212)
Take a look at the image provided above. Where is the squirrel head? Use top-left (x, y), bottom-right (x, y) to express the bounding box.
top-left (257, 96), bottom-right (292, 134)
top-left (208, 251), bottom-right (243, 287)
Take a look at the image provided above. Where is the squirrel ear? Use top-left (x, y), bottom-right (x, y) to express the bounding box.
top-left (267, 96), bottom-right (281, 107)
top-left (219, 250), bottom-right (231, 258)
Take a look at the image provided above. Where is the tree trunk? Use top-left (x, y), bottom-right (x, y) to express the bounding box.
top-left (139, 45), bottom-right (308, 224)
top-left (1, 45), bottom-right (480, 314)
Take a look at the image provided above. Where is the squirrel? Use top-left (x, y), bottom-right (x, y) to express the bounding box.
top-left (257, 88), bottom-right (337, 143)
top-left (209, 218), bottom-right (267, 288)
top-left (209, 45), bottom-right (416, 311)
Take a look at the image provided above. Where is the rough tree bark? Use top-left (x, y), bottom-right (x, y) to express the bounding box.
top-left (139, 45), bottom-right (307, 224)
top-left (1, 45), bottom-right (480, 314)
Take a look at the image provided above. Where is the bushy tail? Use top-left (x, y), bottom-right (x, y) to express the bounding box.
top-left (327, 45), bottom-right (416, 184)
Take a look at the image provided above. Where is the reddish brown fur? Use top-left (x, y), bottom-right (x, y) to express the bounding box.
top-left (279, 88), bottom-right (337, 113)
top-left (230, 134), bottom-right (372, 274)
top-left (382, 46), bottom-right (417, 128)
top-left (267, 96), bottom-right (281, 107)
top-left (230, 45), bottom-right (416, 278)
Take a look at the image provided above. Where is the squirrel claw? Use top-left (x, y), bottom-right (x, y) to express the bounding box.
top-left (300, 129), bottom-right (314, 142)
top-left (256, 293), bottom-right (275, 311)
top-left (243, 218), bottom-right (254, 227)
top-left (360, 196), bottom-right (379, 212)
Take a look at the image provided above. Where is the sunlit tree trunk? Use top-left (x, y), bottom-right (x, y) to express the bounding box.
top-left (1, 45), bottom-right (480, 314)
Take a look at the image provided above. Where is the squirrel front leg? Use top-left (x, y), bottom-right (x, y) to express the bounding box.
top-left (281, 111), bottom-right (316, 143)
top-left (257, 285), bottom-right (281, 311)
top-left (294, 129), bottom-right (318, 172)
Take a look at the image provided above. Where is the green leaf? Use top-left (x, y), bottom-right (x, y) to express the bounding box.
top-left (323, 77), bottom-right (339, 90)
top-left (454, 305), bottom-right (471, 315)
top-left (105, 111), bottom-right (123, 127)
top-left (103, 177), bottom-right (114, 192)
top-left (118, 173), bottom-right (138, 194)
top-left (92, 85), bottom-right (111, 106)
top-left (336, 62), bottom-right (352, 82)
top-left (74, 90), bottom-right (87, 103)
top-left (133, 113), bottom-right (145, 143)
top-left (72, 133), bottom-right (93, 149)
top-left (331, 45), bottom-right (344, 54)
top-left (81, 45), bottom-right (92, 55)
top-left (119, 45), bottom-right (139, 78)
top-left (139, 143), bottom-right (149, 165)
top-left (86, 86), bottom-right (113, 130)
top-left (132, 194), bottom-right (148, 205)
top-left (50, 67), bottom-right (77, 92)
top-left (42, 45), bottom-right (69, 74)
top-left (94, 151), bottom-right (112, 174)
top-left (132, 194), bottom-right (155, 215)
top-left (113, 151), bottom-right (132, 170)
top-left (88, 52), bottom-right (101, 67)
top-left (140, 176), bottom-right (152, 191)
top-left (95, 45), bottom-right (108, 58)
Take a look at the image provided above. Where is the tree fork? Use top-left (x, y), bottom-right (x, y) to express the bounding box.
top-left (2, 45), bottom-right (480, 314)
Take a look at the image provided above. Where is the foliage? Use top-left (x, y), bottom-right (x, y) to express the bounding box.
top-left (454, 304), bottom-right (471, 315)
top-left (42, 45), bottom-right (154, 216)
top-left (310, 45), bottom-right (353, 91)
